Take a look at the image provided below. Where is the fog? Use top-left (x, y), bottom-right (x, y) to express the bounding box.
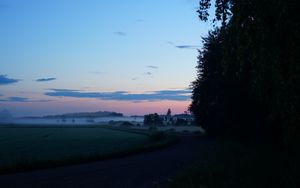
top-left (3, 116), bottom-right (144, 126)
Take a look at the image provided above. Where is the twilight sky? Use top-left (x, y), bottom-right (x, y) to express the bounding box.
top-left (0, 0), bottom-right (212, 117)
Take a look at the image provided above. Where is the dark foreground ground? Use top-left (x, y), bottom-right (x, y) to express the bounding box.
top-left (0, 136), bottom-right (205, 188)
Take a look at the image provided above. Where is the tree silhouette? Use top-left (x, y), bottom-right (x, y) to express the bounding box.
top-left (191, 0), bottom-right (300, 147)
top-left (143, 113), bottom-right (162, 126)
top-left (166, 109), bottom-right (171, 116)
top-left (190, 29), bottom-right (225, 134)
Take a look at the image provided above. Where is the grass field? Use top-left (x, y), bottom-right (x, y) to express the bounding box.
top-left (0, 127), bottom-right (148, 169)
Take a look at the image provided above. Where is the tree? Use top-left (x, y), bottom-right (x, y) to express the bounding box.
top-left (166, 109), bottom-right (171, 116)
top-left (191, 0), bottom-right (300, 146)
top-left (143, 113), bottom-right (163, 126)
top-left (189, 29), bottom-right (225, 134)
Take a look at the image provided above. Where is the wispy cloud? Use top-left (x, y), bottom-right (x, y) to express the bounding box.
top-left (136, 19), bottom-right (144, 23)
top-left (45, 89), bottom-right (191, 102)
top-left (0, 97), bottom-right (28, 102)
top-left (47, 89), bottom-right (80, 92)
top-left (0, 97), bottom-right (51, 103)
top-left (114, 31), bottom-right (127, 36)
top-left (168, 41), bottom-right (200, 50)
top-left (36, 77), bottom-right (56, 82)
top-left (147, 65), bottom-right (159, 69)
top-left (175, 45), bottom-right (201, 49)
top-left (0, 75), bottom-right (21, 85)
top-left (167, 41), bottom-right (174, 45)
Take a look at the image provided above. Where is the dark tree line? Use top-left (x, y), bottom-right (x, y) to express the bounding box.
top-left (190, 0), bottom-right (300, 147)
top-left (144, 113), bottom-right (163, 126)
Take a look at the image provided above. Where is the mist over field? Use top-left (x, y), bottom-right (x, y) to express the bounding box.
top-left (11, 116), bottom-right (144, 125)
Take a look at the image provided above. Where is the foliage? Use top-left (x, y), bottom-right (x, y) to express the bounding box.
top-left (191, 0), bottom-right (300, 147)
top-left (166, 108), bottom-right (172, 116)
top-left (143, 113), bottom-right (163, 126)
top-left (190, 29), bottom-right (225, 134)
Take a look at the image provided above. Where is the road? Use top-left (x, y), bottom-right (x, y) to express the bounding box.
top-left (0, 136), bottom-right (206, 188)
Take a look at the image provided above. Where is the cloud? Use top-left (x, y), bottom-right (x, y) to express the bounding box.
top-left (0, 97), bottom-right (28, 102)
top-left (175, 45), bottom-right (201, 49)
top-left (0, 97), bottom-right (51, 103)
top-left (114, 31), bottom-right (127, 36)
top-left (167, 41), bottom-right (200, 50)
top-left (145, 66), bottom-right (158, 78)
top-left (155, 90), bottom-right (192, 95)
top-left (47, 89), bottom-right (80, 92)
top-left (147, 65), bottom-right (158, 69)
top-left (136, 19), bottom-right (144, 23)
top-left (45, 89), bottom-right (191, 102)
top-left (131, 77), bottom-right (138, 81)
top-left (36, 77), bottom-right (56, 82)
top-left (0, 75), bottom-right (20, 85)
top-left (167, 41), bottom-right (174, 45)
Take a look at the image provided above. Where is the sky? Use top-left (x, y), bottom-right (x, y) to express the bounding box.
top-left (0, 0), bottom-right (212, 117)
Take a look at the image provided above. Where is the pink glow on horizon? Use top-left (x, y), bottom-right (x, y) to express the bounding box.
top-left (2, 98), bottom-right (191, 117)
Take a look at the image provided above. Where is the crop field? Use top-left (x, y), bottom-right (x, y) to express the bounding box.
top-left (0, 127), bottom-right (148, 168)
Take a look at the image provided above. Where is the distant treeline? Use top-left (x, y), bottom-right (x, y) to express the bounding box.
top-left (190, 0), bottom-right (299, 148)
top-left (43, 111), bottom-right (123, 119)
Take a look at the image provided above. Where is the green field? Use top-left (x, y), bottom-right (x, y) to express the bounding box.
top-left (0, 127), bottom-right (148, 169)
